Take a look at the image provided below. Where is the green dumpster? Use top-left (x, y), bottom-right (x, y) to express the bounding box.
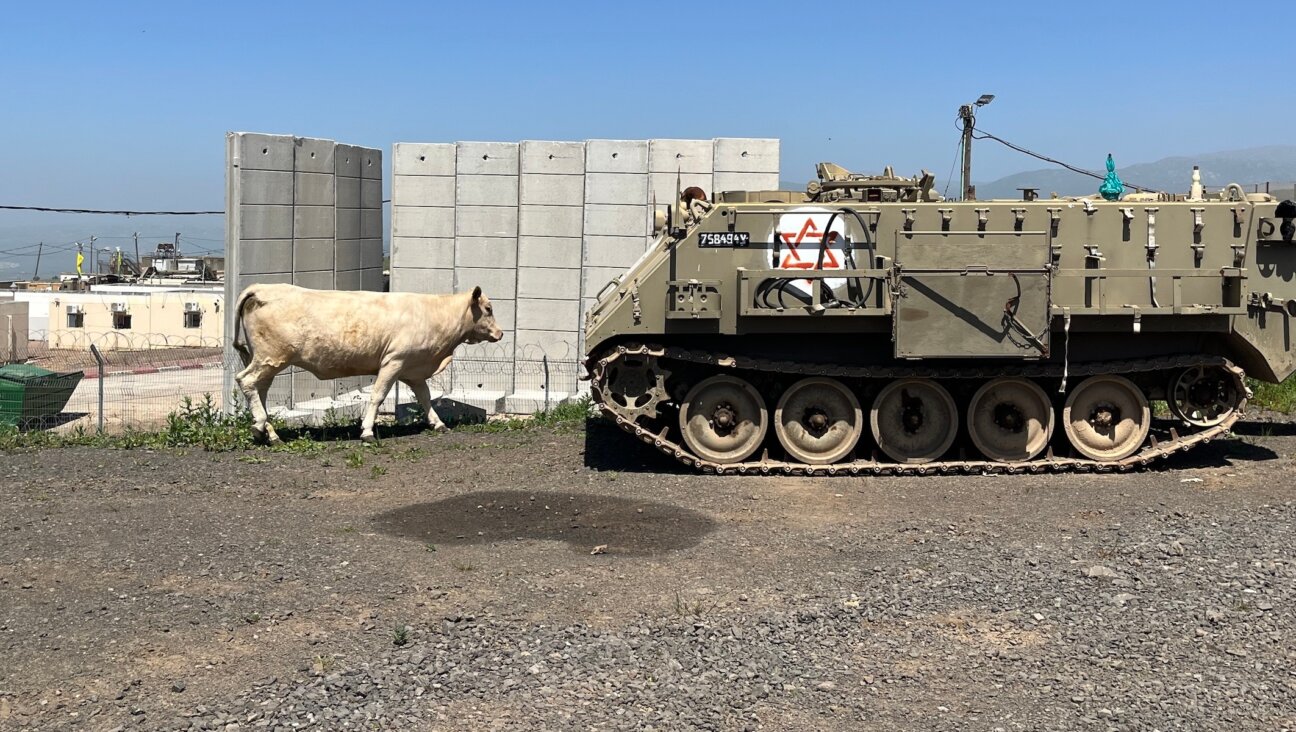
top-left (0, 364), bottom-right (85, 428)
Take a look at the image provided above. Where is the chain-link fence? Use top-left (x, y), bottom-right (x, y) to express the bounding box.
top-left (3, 328), bottom-right (586, 434)
top-left (2, 330), bottom-right (225, 432)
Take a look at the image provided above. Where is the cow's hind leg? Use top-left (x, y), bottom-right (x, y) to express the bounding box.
top-left (236, 360), bottom-right (284, 444)
top-left (401, 378), bottom-right (446, 432)
top-left (361, 364), bottom-right (402, 443)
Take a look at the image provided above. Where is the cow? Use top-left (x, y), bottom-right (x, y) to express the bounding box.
top-left (231, 283), bottom-right (503, 444)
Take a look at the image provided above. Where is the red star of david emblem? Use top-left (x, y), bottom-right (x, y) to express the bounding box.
top-left (778, 218), bottom-right (842, 270)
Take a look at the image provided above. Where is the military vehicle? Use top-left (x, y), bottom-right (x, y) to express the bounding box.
top-left (582, 160), bottom-right (1296, 475)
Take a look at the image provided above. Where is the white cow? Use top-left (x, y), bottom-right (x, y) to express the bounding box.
top-left (232, 283), bottom-right (503, 443)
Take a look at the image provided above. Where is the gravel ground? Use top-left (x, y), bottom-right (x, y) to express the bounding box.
top-left (2, 417), bottom-right (1295, 731)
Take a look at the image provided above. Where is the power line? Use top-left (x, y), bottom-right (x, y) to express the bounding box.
top-left (3, 199), bottom-right (391, 216)
top-left (0, 205), bottom-right (223, 215)
top-left (971, 129), bottom-right (1156, 193)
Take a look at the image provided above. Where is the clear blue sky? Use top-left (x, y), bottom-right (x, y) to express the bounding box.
top-left (3, 0), bottom-right (1294, 275)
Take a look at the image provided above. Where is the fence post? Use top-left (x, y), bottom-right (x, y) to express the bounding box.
top-left (90, 344), bottom-right (105, 434)
top-left (542, 355), bottom-right (550, 414)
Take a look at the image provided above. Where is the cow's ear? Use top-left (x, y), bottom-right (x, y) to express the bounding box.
top-left (471, 285), bottom-right (482, 303)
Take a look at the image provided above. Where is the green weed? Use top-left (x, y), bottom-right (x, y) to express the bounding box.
top-left (1248, 377), bottom-right (1296, 414)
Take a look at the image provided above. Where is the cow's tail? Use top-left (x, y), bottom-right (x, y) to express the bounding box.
top-left (231, 286), bottom-right (263, 366)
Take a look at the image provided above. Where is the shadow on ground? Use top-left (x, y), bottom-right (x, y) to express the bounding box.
top-left (372, 489), bottom-right (715, 556)
top-left (582, 418), bottom-right (689, 474)
top-left (1231, 419), bottom-right (1296, 437)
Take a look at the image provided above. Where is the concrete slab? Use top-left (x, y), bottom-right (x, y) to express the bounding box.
top-left (585, 139), bottom-right (649, 173)
top-left (515, 328), bottom-right (581, 360)
top-left (361, 178), bottom-right (383, 207)
top-left (456, 206), bottom-right (519, 238)
top-left (649, 139), bottom-right (714, 173)
top-left (360, 149), bottom-right (382, 180)
top-left (361, 239), bottom-right (384, 269)
top-left (520, 140), bottom-right (585, 174)
top-left (293, 239), bottom-right (335, 271)
top-left (390, 267), bottom-right (453, 294)
top-left (293, 270), bottom-right (334, 290)
top-left (335, 176), bottom-right (360, 207)
top-left (238, 205), bottom-right (293, 240)
top-left (295, 206), bottom-right (335, 239)
top-left (361, 209), bottom-right (382, 239)
top-left (454, 237), bottom-right (518, 269)
top-left (234, 132), bottom-right (294, 172)
top-left (335, 241), bottom-right (363, 271)
top-left (238, 170), bottom-right (294, 205)
top-left (583, 235), bottom-right (649, 268)
top-left (519, 205), bottom-right (584, 237)
top-left (456, 174), bottom-right (520, 207)
top-left (361, 268), bottom-right (384, 292)
top-left (518, 236), bottom-right (582, 269)
top-left (295, 137), bottom-right (336, 174)
top-left (455, 267), bottom-right (516, 300)
top-left (456, 142), bottom-right (520, 176)
top-left (334, 143), bottom-right (363, 178)
top-left (391, 237), bottom-right (455, 270)
top-left (515, 297), bottom-right (580, 330)
top-left (238, 239), bottom-right (293, 274)
top-left (334, 269), bottom-right (362, 291)
top-left (335, 208), bottom-right (361, 240)
top-left (442, 389), bottom-right (506, 415)
top-left (584, 204), bottom-right (649, 236)
top-left (393, 142), bottom-right (456, 176)
top-left (713, 138), bottom-right (780, 172)
top-left (392, 206), bottom-right (455, 238)
top-left (504, 390), bottom-right (572, 415)
top-left (292, 171), bottom-right (335, 206)
top-left (517, 267), bottom-right (580, 300)
top-left (584, 173), bottom-right (648, 205)
top-left (393, 175), bottom-right (455, 207)
top-left (519, 174), bottom-right (584, 206)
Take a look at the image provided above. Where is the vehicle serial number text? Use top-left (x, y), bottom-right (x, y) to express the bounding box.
top-left (698, 232), bottom-right (751, 248)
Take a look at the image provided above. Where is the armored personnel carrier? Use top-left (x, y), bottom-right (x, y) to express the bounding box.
top-left (583, 162), bottom-right (1296, 475)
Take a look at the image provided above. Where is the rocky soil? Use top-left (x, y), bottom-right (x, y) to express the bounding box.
top-left (2, 418), bottom-right (1295, 731)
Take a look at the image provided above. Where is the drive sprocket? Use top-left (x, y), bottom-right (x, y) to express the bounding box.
top-left (599, 352), bottom-right (672, 422)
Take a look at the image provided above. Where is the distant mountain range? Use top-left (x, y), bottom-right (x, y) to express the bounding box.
top-left (779, 145), bottom-right (1296, 201)
top-left (976, 145), bottom-right (1296, 200)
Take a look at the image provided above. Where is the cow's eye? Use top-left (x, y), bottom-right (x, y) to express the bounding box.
top-left (486, 306), bottom-right (493, 315)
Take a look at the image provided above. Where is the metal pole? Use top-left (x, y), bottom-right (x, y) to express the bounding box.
top-left (133, 232), bottom-right (140, 276)
top-left (543, 355), bottom-right (551, 413)
top-left (33, 242), bottom-right (42, 280)
top-left (959, 104), bottom-right (974, 201)
top-left (90, 344), bottom-right (105, 434)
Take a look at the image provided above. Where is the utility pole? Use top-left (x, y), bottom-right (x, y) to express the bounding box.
top-left (174, 232), bottom-right (180, 258)
top-left (959, 94), bottom-right (995, 201)
top-left (33, 242), bottom-right (42, 280)
top-left (133, 232), bottom-right (140, 276)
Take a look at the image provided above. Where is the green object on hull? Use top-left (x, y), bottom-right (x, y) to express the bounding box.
top-left (1099, 153), bottom-right (1124, 201)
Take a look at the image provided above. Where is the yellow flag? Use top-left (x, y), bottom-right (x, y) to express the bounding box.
top-left (76, 252), bottom-right (84, 275)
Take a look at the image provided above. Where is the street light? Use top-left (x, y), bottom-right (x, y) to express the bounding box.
top-left (960, 94), bottom-right (994, 200)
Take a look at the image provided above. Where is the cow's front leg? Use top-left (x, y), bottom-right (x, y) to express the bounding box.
top-left (361, 365), bottom-right (401, 443)
top-left (236, 361), bottom-right (283, 444)
top-left (402, 378), bottom-right (446, 432)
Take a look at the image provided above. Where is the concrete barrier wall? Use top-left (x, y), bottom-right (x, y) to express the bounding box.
top-left (1, 299), bottom-right (29, 363)
top-left (389, 137), bottom-right (780, 413)
top-left (223, 132), bottom-right (384, 414)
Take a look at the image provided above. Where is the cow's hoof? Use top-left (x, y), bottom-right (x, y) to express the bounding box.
top-left (267, 434), bottom-right (283, 446)
top-left (361, 433), bottom-right (376, 444)
top-left (429, 423), bottom-right (448, 433)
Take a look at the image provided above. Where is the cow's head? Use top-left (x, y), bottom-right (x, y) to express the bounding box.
top-left (465, 286), bottom-right (504, 344)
